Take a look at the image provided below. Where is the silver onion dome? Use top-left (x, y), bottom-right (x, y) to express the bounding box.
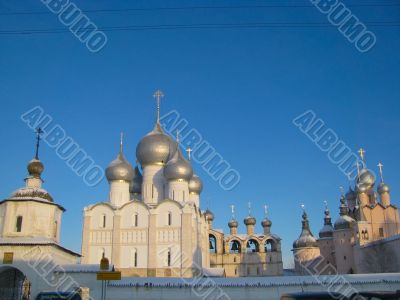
top-left (189, 174), bottom-right (203, 194)
top-left (261, 218), bottom-right (272, 228)
top-left (228, 219), bottom-right (238, 228)
top-left (293, 211), bottom-right (318, 249)
top-left (205, 209), bottom-right (214, 221)
top-left (106, 151), bottom-right (134, 182)
top-left (334, 194), bottom-right (355, 230)
top-left (130, 166), bottom-right (143, 194)
top-left (27, 159), bottom-right (44, 178)
top-left (136, 123), bottom-right (176, 166)
top-left (357, 168), bottom-right (375, 188)
top-left (319, 207), bottom-right (333, 238)
top-left (378, 182), bottom-right (390, 194)
top-left (164, 147), bottom-right (193, 181)
top-left (244, 215), bottom-right (256, 226)
top-left (357, 183), bottom-right (369, 194)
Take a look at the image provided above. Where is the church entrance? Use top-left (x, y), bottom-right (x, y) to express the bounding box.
top-left (0, 267), bottom-right (31, 300)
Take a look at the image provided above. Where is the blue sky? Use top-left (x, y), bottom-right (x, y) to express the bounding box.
top-left (0, 0), bottom-right (399, 266)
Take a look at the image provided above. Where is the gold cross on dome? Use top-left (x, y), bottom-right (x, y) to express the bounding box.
top-left (186, 147), bottom-right (192, 160)
top-left (377, 162), bottom-right (384, 183)
top-left (358, 148), bottom-right (366, 162)
top-left (153, 89), bottom-right (164, 122)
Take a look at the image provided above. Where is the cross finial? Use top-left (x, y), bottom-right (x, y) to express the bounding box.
top-left (324, 200), bottom-right (328, 210)
top-left (176, 129), bottom-right (180, 144)
top-left (377, 162), bottom-right (384, 183)
top-left (301, 204), bottom-right (305, 212)
top-left (340, 186), bottom-right (344, 196)
top-left (186, 147), bottom-right (192, 160)
top-left (35, 127), bottom-right (44, 159)
top-left (230, 204), bottom-right (235, 219)
top-left (358, 148), bottom-right (366, 162)
top-left (120, 132), bottom-right (124, 153)
top-left (248, 202), bottom-right (252, 216)
top-left (153, 89), bottom-right (164, 123)
top-left (264, 205), bottom-right (268, 217)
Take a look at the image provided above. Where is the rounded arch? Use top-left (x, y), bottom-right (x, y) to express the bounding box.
top-left (0, 266), bottom-right (31, 300)
top-left (209, 234), bottom-right (217, 253)
top-left (246, 239), bottom-right (260, 253)
top-left (228, 239), bottom-right (241, 253)
top-left (264, 238), bottom-right (278, 252)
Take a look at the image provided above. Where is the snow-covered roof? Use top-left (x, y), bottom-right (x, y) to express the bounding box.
top-left (54, 264), bottom-right (112, 273)
top-left (108, 273), bottom-right (400, 287)
top-left (202, 267), bottom-right (225, 277)
top-left (0, 237), bottom-right (80, 256)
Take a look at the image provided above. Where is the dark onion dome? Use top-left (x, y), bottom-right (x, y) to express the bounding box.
top-left (319, 207), bottom-right (333, 238)
top-left (345, 186), bottom-right (357, 200)
top-left (261, 218), bottom-right (272, 228)
top-left (244, 215), bottom-right (256, 226)
top-left (164, 147), bottom-right (193, 181)
top-left (136, 122), bottom-right (177, 166)
top-left (228, 219), bottom-right (238, 228)
top-left (27, 159), bottom-right (44, 178)
top-left (188, 174), bottom-right (203, 194)
top-left (10, 187), bottom-right (53, 202)
top-left (293, 211), bottom-right (318, 249)
top-left (377, 182), bottom-right (390, 194)
top-left (204, 209), bottom-right (214, 221)
top-left (357, 168), bottom-right (375, 188)
top-left (129, 166), bottom-right (143, 194)
top-left (105, 150), bottom-right (134, 182)
top-left (334, 195), bottom-right (355, 230)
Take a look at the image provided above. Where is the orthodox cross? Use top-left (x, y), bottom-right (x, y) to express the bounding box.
top-left (324, 200), bottom-right (328, 210)
top-left (230, 204), bottom-right (235, 219)
top-left (377, 162), bottom-right (384, 183)
top-left (186, 147), bottom-right (192, 160)
top-left (264, 205), bottom-right (268, 217)
top-left (301, 204), bottom-right (305, 212)
top-left (358, 148), bottom-right (366, 162)
top-left (35, 127), bottom-right (44, 159)
top-left (153, 89), bottom-right (164, 122)
top-left (247, 202), bottom-right (252, 216)
top-left (120, 132), bottom-right (124, 153)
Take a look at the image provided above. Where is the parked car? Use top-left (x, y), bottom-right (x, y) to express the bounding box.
top-left (280, 291), bottom-right (349, 300)
top-left (35, 292), bottom-right (82, 300)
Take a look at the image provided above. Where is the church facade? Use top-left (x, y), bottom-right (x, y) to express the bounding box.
top-left (81, 91), bottom-right (284, 277)
top-left (292, 153), bottom-right (400, 274)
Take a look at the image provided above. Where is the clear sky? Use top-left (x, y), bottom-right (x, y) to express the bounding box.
top-left (0, 0), bottom-right (399, 267)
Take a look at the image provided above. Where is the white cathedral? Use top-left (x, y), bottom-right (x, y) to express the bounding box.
top-left (81, 92), bottom-right (213, 277)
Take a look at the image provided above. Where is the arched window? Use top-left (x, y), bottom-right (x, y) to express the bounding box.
top-left (16, 216), bottom-right (23, 232)
top-left (133, 214), bottom-right (138, 227)
top-left (168, 212), bottom-right (172, 226)
top-left (209, 234), bottom-right (217, 253)
top-left (264, 239), bottom-right (277, 252)
top-left (246, 239), bottom-right (259, 253)
top-left (229, 240), bottom-right (241, 253)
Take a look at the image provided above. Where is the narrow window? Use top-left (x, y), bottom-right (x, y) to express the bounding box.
top-left (168, 212), bottom-right (172, 226)
top-left (16, 216), bottom-right (23, 232)
top-left (344, 256), bottom-right (347, 260)
top-left (172, 190), bottom-right (175, 200)
top-left (134, 214), bottom-right (138, 227)
top-left (152, 184), bottom-right (154, 198)
top-left (167, 250), bottom-right (171, 267)
top-left (102, 215), bottom-right (106, 228)
top-left (233, 257), bottom-right (236, 263)
top-left (234, 268), bottom-right (237, 275)
top-left (379, 228), bottom-right (384, 237)
top-left (134, 251), bottom-right (138, 267)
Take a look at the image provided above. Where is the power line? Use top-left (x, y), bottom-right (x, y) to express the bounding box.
top-left (0, 3), bottom-right (400, 16)
top-left (1, 21), bottom-right (399, 35)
